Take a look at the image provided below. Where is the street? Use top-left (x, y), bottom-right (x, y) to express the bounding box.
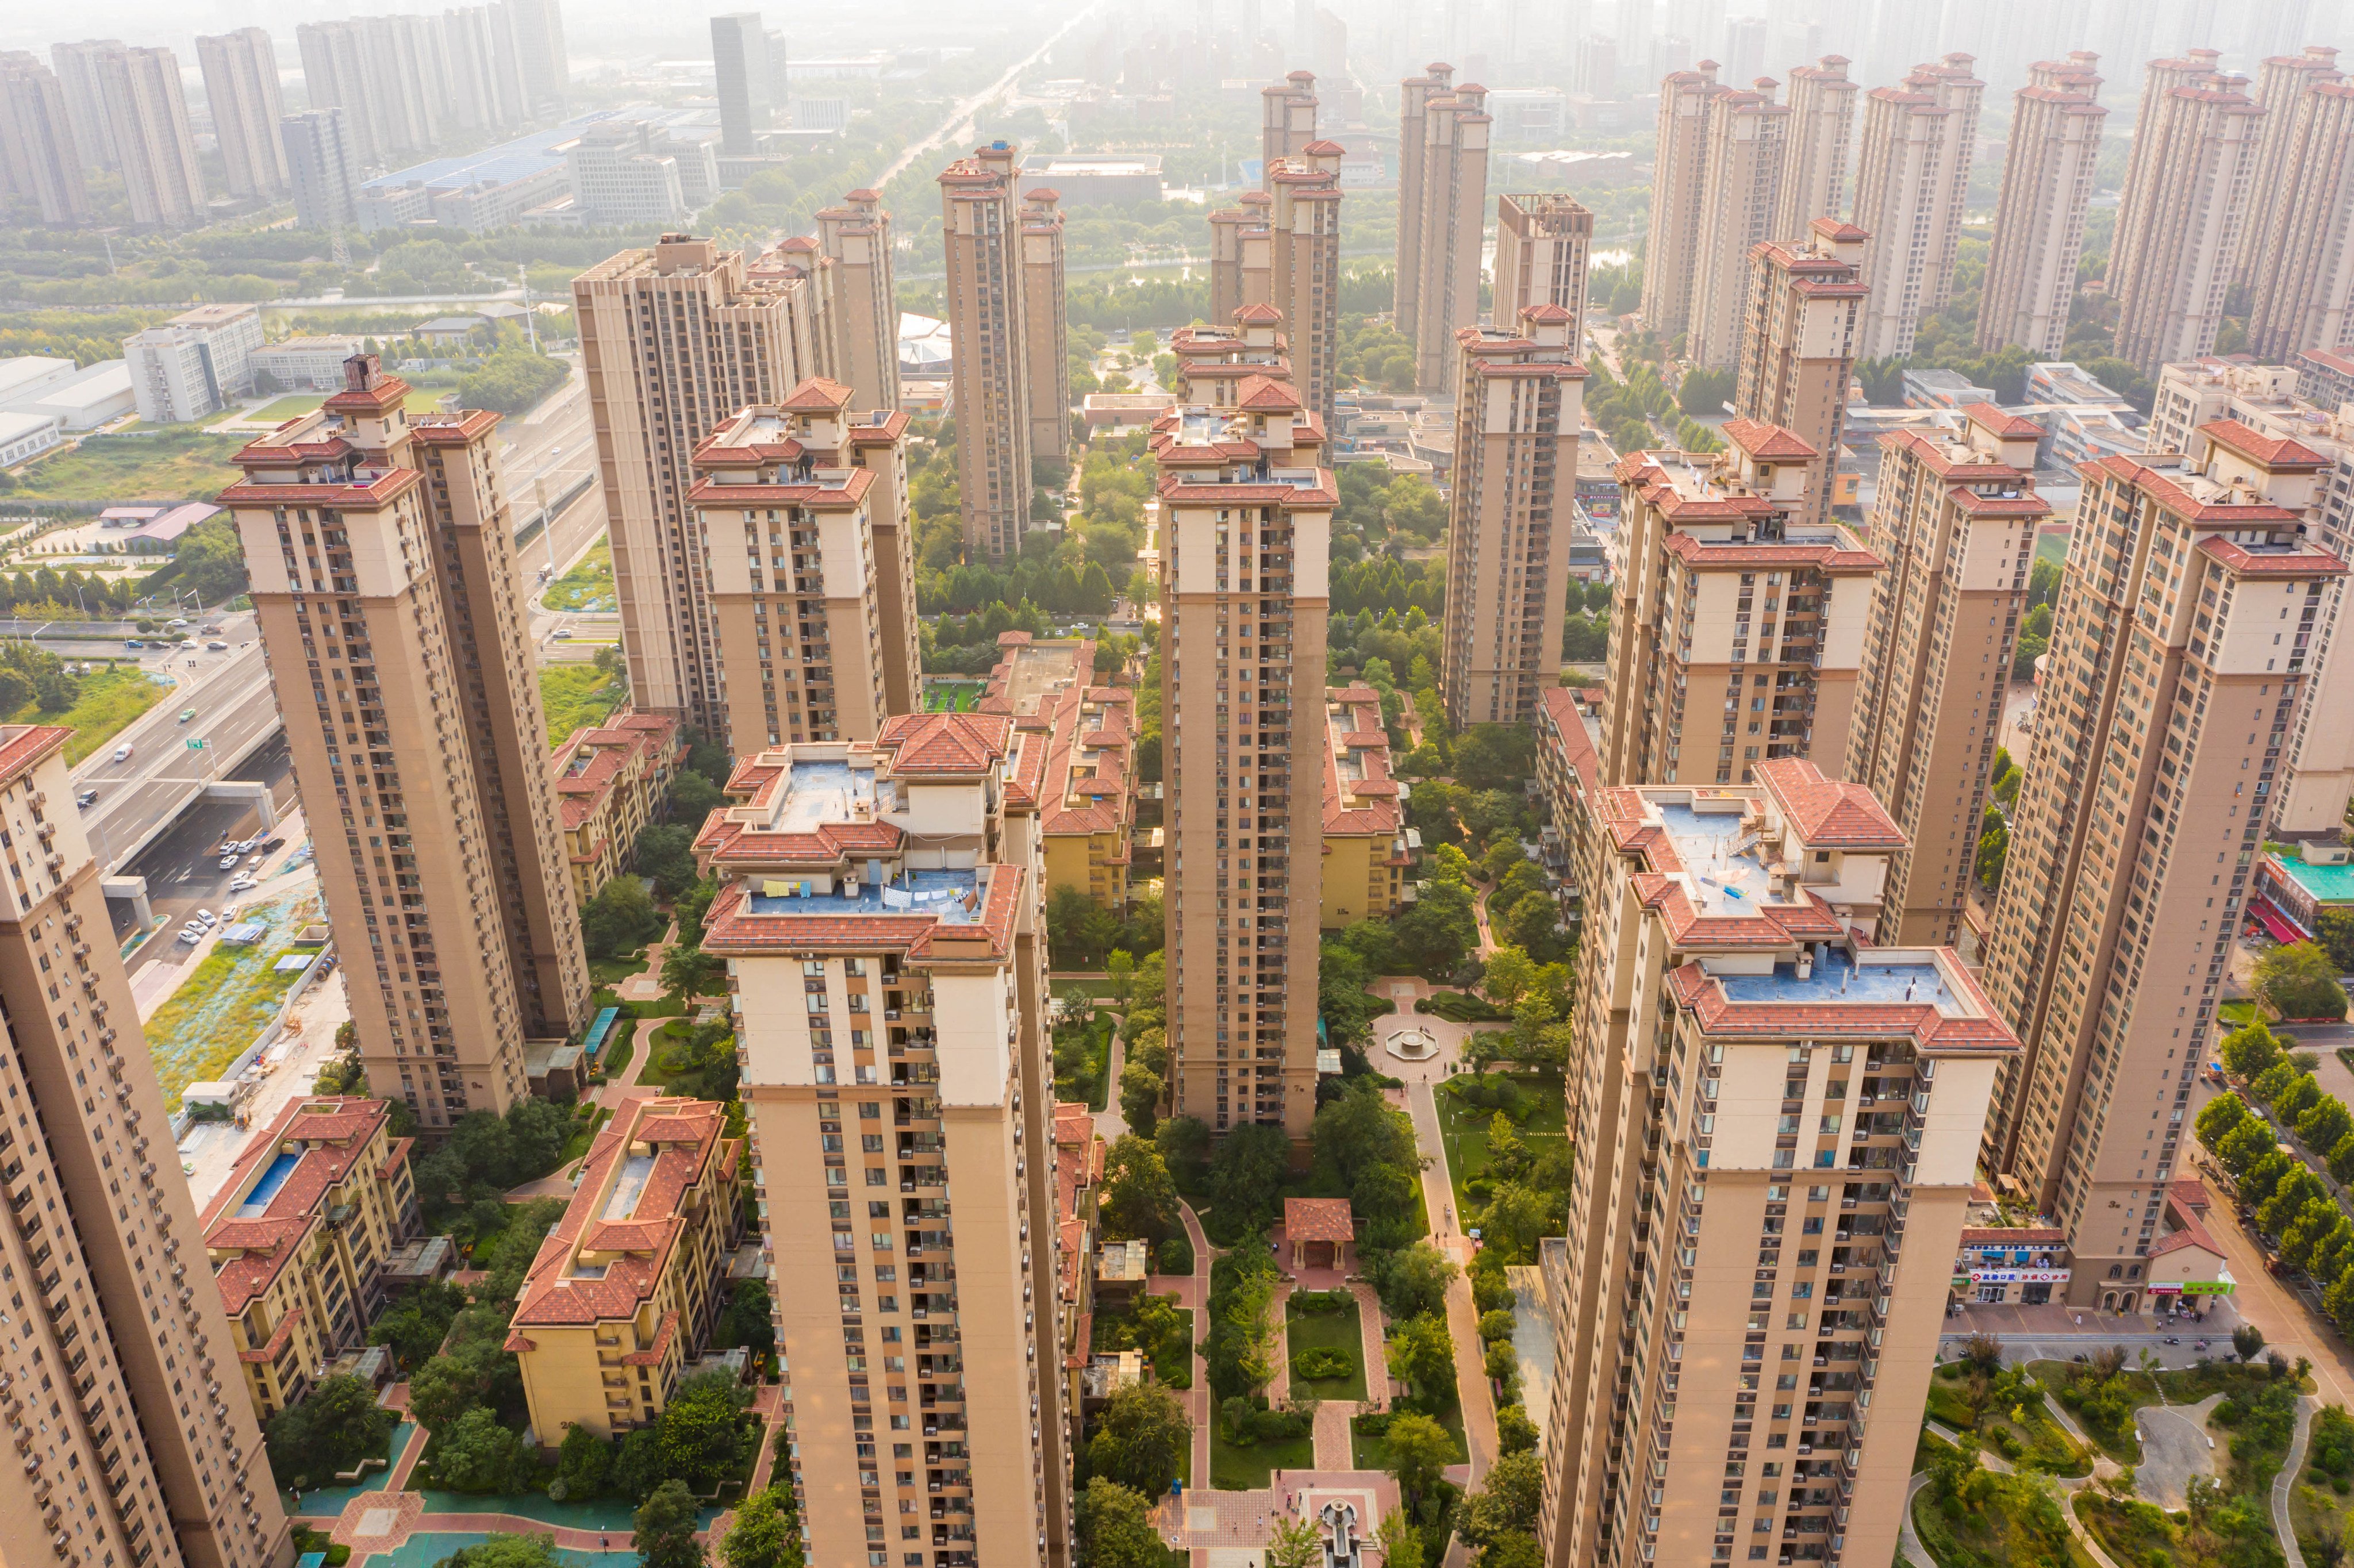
top-left (74, 629), bottom-right (283, 873)
top-left (106, 734), bottom-right (294, 952)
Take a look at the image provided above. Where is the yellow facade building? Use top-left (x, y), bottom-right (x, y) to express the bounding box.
top-left (508, 1096), bottom-right (743, 1440)
top-left (551, 709), bottom-right (686, 902)
top-left (1319, 684), bottom-right (1410, 927)
top-left (983, 633), bottom-right (1138, 909)
top-left (203, 1097), bottom-right (418, 1423)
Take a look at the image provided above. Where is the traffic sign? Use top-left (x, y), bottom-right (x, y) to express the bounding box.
top-left (186, 738), bottom-right (206, 750)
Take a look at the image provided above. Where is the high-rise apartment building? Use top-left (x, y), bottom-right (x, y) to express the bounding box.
top-left (1393, 61), bottom-right (1454, 344)
top-left (1156, 345), bottom-right (1331, 1143)
top-left (710, 11), bottom-right (771, 156)
top-left (1265, 143), bottom-right (1343, 423)
top-left (440, 5), bottom-right (532, 136)
top-left (1638, 62), bottom-right (1727, 340)
top-left (816, 189), bottom-right (903, 412)
top-left (1491, 193), bottom-right (1593, 337)
top-left (281, 107), bottom-right (360, 229)
top-left (2248, 80), bottom-right (2354, 362)
top-left (1771, 55), bottom-right (1857, 244)
top-left (50, 39), bottom-right (121, 168)
top-left (1534, 756), bottom-right (2017, 1568)
top-left (1262, 68), bottom-right (1318, 170)
top-left (1976, 54), bottom-right (2107, 358)
top-left (1208, 191), bottom-right (1274, 325)
top-left (1843, 405), bottom-right (2047, 947)
top-left (1599, 425), bottom-right (1880, 787)
top-left (0, 722), bottom-right (293, 1568)
top-left (504, 0), bottom-right (569, 118)
top-left (222, 354), bottom-right (590, 1128)
top-left (2107, 55), bottom-right (2263, 376)
top-left (690, 381), bottom-right (922, 755)
top-left (1401, 78), bottom-right (1491, 391)
top-left (295, 18), bottom-right (439, 167)
top-left (1849, 55), bottom-right (1983, 362)
top-left (196, 28), bottom-right (288, 199)
top-left (1685, 78), bottom-right (1789, 370)
top-left (95, 45), bottom-right (207, 228)
top-left (0, 51), bottom-right (91, 224)
top-left (939, 145), bottom-right (1036, 562)
top-left (1021, 187), bottom-right (1071, 464)
top-left (574, 233), bottom-right (839, 733)
top-left (1438, 305), bottom-right (1587, 729)
top-left (2238, 45), bottom-right (2343, 291)
top-left (1732, 217), bottom-right (1867, 528)
top-left (694, 714), bottom-right (1071, 1568)
top-left (1980, 425), bottom-right (2345, 1302)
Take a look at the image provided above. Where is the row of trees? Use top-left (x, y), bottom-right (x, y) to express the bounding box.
top-left (2202, 1024), bottom-right (2354, 1341)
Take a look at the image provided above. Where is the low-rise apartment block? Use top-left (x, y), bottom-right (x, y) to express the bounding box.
top-left (1599, 422), bottom-right (1881, 787)
top-left (203, 1097), bottom-right (418, 1424)
top-left (1320, 683), bottom-right (1410, 928)
top-left (551, 709), bottom-right (686, 901)
top-left (509, 1095), bottom-right (742, 1439)
top-left (694, 715), bottom-right (1070, 1568)
top-left (980, 633), bottom-right (1137, 910)
top-left (1536, 758), bottom-right (2018, 1568)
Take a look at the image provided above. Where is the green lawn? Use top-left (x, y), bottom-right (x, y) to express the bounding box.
top-left (921, 681), bottom-right (988, 712)
top-left (7, 663), bottom-right (166, 763)
top-left (558, 1104), bottom-right (611, 1165)
top-left (539, 663), bottom-right (626, 742)
top-left (6, 427), bottom-right (246, 502)
top-left (2035, 528), bottom-right (2071, 570)
top-left (1351, 1405), bottom-right (1467, 1471)
top-left (588, 951), bottom-right (651, 986)
top-left (542, 535), bottom-right (614, 612)
top-left (1434, 1072), bottom-right (1569, 1216)
top-left (1209, 1423), bottom-right (1314, 1490)
top-left (142, 892), bottom-right (323, 1108)
top-left (246, 395), bottom-right (325, 424)
top-left (1286, 1297), bottom-right (1369, 1402)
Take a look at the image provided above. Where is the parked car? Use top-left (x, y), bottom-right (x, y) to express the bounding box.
top-left (195, 910), bottom-right (215, 925)
top-left (175, 929), bottom-right (200, 945)
top-left (228, 876), bottom-right (256, 893)
top-left (259, 837), bottom-right (285, 852)
top-left (199, 624), bottom-right (222, 635)
top-left (206, 641), bottom-right (228, 651)
top-left (166, 618), bottom-right (188, 629)
top-left (122, 640), bottom-right (143, 650)
top-left (217, 854), bottom-right (239, 870)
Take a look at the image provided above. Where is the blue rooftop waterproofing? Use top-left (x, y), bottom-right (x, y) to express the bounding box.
top-left (1715, 950), bottom-right (1965, 1016)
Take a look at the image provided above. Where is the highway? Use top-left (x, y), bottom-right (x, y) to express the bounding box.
top-left (74, 629), bottom-right (282, 873)
top-left (875, 3), bottom-right (1105, 188)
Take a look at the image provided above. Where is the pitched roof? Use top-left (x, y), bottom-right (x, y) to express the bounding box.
top-left (1721, 418), bottom-right (1818, 460)
top-left (1753, 759), bottom-right (1906, 848)
top-left (1963, 403), bottom-right (2044, 440)
top-left (1284, 1197), bottom-right (1355, 1243)
top-left (2199, 418), bottom-right (2330, 470)
top-left (873, 711), bottom-right (1014, 774)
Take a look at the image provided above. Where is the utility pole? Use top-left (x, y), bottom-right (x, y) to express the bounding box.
top-left (520, 266), bottom-right (540, 353)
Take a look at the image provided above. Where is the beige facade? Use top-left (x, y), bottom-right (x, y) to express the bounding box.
top-left (574, 233), bottom-right (840, 735)
top-left (1733, 217), bottom-right (1867, 527)
top-left (195, 28), bottom-right (287, 199)
top-left (1849, 56), bottom-right (1983, 362)
top-left (1491, 193), bottom-right (1592, 338)
top-left (1319, 684), bottom-right (1408, 928)
top-left (552, 709), bottom-right (686, 902)
top-left (2107, 55), bottom-right (2264, 377)
top-left (979, 634), bottom-right (1138, 910)
top-left (692, 383), bottom-right (922, 755)
top-left (1845, 406), bottom-right (2048, 947)
top-left (1772, 56), bottom-right (1858, 245)
top-left (1268, 143), bottom-right (1344, 425)
top-left (1393, 63), bottom-right (1453, 351)
top-left (1976, 55), bottom-right (2107, 359)
top-left (0, 722), bottom-right (290, 1568)
top-left (203, 1097), bottom-right (418, 1424)
top-left (1535, 758), bottom-right (2017, 1568)
top-left (940, 144), bottom-right (1037, 562)
top-left (1599, 424), bottom-right (1880, 789)
top-left (1155, 353), bottom-right (1331, 1143)
top-left (695, 716), bottom-right (1070, 1568)
top-left (1982, 425), bottom-right (2345, 1304)
top-left (2248, 79), bottom-right (2354, 362)
top-left (509, 1095), bottom-right (740, 1440)
top-left (1262, 70), bottom-right (1319, 171)
top-left (95, 44), bottom-right (206, 228)
top-left (1638, 63), bottom-right (1726, 340)
top-left (1685, 83), bottom-right (1790, 372)
top-left (1208, 191), bottom-right (1273, 327)
top-left (1403, 79), bottom-right (1491, 391)
top-left (1439, 305), bottom-right (1587, 729)
top-left (2239, 46), bottom-right (2344, 291)
top-left (816, 189), bottom-right (903, 412)
top-left (1021, 188), bottom-right (1072, 463)
top-left (224, 355), bottom-right (590, 1127)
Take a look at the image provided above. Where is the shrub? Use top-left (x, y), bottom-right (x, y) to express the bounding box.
top-left (1294, 1347), bottom-right (1356, 1381)
top-left (1157, 1235), bottom-right (1194, 1275)
top-left (1291, 1288), bottom-right (1353, 1316)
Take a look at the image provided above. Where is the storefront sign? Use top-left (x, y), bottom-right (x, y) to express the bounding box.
top-left (1967, 1269), bottom-right (2071, 1285)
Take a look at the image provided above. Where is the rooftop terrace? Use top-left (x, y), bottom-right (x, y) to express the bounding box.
top-left (746, 864), bottom-right (988, 923)
top-left (1716, 949), bottom-right (1968, 1015)
top-left (1654, 799), bottom-right (1794, 914)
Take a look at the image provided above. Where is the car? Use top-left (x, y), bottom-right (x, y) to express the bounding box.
top-left (199, 624), bottom-right (221, 635)
top-left (122, 640), bottom-right (142, 650)
top-left (180, 639), bottom-right (198, 648)
top-left (228, 877), bottom-right (256, 893)
top-left (553, 628), bottom-right (575, 639)
top-left (259, 836), bottom-right (284, 852)
top-left (206, 641), bottom-right (228, 651)
top-left (75, 789), bottom-right (96, 808)
top-left (166, 618), bottom-right (188, 629)
top-left (177, 708), bottom-right (195, 724)
top-left (195, 909), bottom-right (214, 924)
top-left (112, 744), bottom-right (132, 763)
top-left (218, 854), bottom-right (239, 870)
top-left (175, 929), bottom-right (200, 945)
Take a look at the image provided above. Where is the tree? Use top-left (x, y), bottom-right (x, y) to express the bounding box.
top-left (661, 943), bottom-right (723, 1008)
top-left (1107, 948), bottom-right (1137, 1005)
top-left (1456, 1450), bottom-right (1545, 1547)
top-left (1452, 725), bottom-right (1535, 791)
top-left (2257, 941), bottom-right (2350, 1020)
top-left (2217, 1117), bottom-right (2280, 1176)
top-left (2234, 1324), bottom-right (2267, 1362)
top-left (1047, 884), bottom-right (1123, 969)
top-left (1267, 1516), bottom-right (1324, 1568)
top-left (670, 770), bottom-right (725, 821)
top-left (1495, 1404), bottom-right (1539, 1455)
top-left (582, 875), bottom-right (663, 958)
top-left (1100, 1133), bottom-right (1181, 1244)
top-left (1387, 1313), bottom-right (1457, 1403)
top-left (175, 518), bottom-right (251, 604)
top-left (1207, 1123), bottom-right (1291, 1230)
top-left (657, 1371), bottom-right (752, 1492)
top-left (2321, 908), bottom-right (2354, 974)
top-left (1370, 1242), bottom-right (1460, 1321)
top-left (368, 1278), bottom-right (470, 1370)
top-left (2303, 1096), bottom-right (2354, 1155)
top-left (1119, 1060), bottom-right (1162, 1139)
top-left (552, 1423), bottom-right (613, 1501)
top-left (719, 1486), bottom-right (802, 1568)
top-left (406, 1351), bottom-right (487, 1436)
top-left (436, 1535), bottom-right (563, 1568)
top-left (1311, 1077), bottom-right (1422, 1220)
top-left (1393, 878), bottom-right (1479, 977)
top-left (1481, 947), bottom-right (1541, 1010)
top-left (636, 1479), bottom-right (706, 1568)
top-left (1377, 1509), bottom-right (1425, 1568)
top-left (2278, 1071), bottom-right (2324, 1125)
top-left (636, 823), bottom-right (700, 897)
top-left (265, 1374), bottom-right (398, 1488)
top-left (1088, 1382), bottom-right (1191, 1498)
top-left (434, 1406), bottom-right (533, 1493)
top-left (1383, 1411), bottom-right (1456, 1502)
top-left (2195, 1092), bottom-right (2251, 1152)
top-left (1076, 1477), bottom-right (1166, 1568)
top-left (2221, 1019), bottom-right (2284, 1079)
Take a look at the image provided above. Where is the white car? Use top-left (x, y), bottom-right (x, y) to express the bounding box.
top-left (218, 854), bottom-right (239, 870)
top-left (112, 744), bottom-right (132, 763)
top-left (175, 929), bottom-right (200, 945)
top-left (229, 876), bottom-right (257, 893)
top-left (195, 910), bottom-right (216, 925)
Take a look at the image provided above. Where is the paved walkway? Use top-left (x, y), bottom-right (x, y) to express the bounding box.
top-left (1404, 1079), bottom-right (1497, 1485)
top-left (2135, 1394), bottom-right (2222, 1508)
top-left (1172, 1202), bottom-right (1215, 1497)
top-left (2277, 1396), bottom-right (2317, 1568)
top-left (1899, 1473), bottom-right (1932, 1567)
top-left (1095, 1013), bottom-right (1129, 1140)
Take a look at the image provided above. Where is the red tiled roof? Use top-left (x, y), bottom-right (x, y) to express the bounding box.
top-left (1721, 418), bottom-right (1818, 460)
top-left (1666, 961), bottom-right (2021, 1054)
top-left (511, 1098), bottom-right (732, 1328)
top-left (874, 711), bottom-right (1013, 774)
top-left (781, 377), bottom-right (855, 412)
top-left (1963, 403), bottom-right (2044, 440)
top-left (1284, 1197), bottom-right (1355, 1243)
top-left (0, 725), bottom-right (70, 787)
top-left (1754, 759), bottom-right (1905, 847)
top-left (2199, 418), bottom-right (2330, 469)
top-left (2195, 536), bottom-right (2349, 577)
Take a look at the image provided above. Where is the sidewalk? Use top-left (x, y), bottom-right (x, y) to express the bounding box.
top-left (1406, 1079), bottom-right (1498, 1486)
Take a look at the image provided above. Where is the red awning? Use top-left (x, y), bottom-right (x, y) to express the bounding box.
top-left (2247, 898), bottom-right (2307, 946)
